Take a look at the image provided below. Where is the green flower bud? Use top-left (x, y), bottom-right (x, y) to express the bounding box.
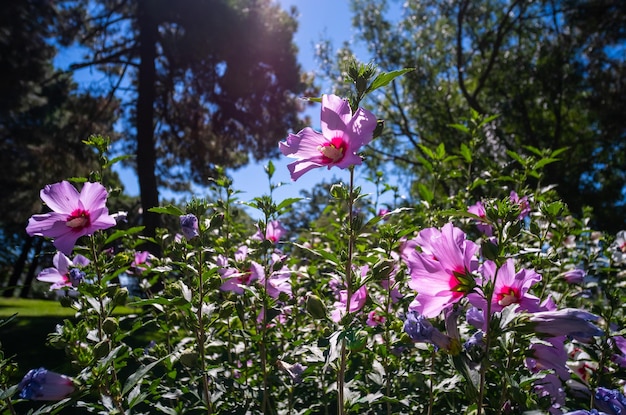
top-left (179, 351), bottom-right (199, 368)
top-left (113, 287), bottom-right (129, 306)
top-left (347, 330), bottom-right (368, 352)
top-left (93, 340), bottom-right (111, 359)
top-left (102, 317), bottom-right (118, 335)
top-left (306, 295), bottom-right (328, 320)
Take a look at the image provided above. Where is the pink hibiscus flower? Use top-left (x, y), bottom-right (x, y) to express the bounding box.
top-left (253, 220), bottom-right (287, 243)
top-left (510, 191), bottom-right (531, 219)
top-left (256, 254), bottom-right (293, 299)
top-left (278, 94), bottom-right (377, 181)
top-left (401, 223), bottom-right (479, 318)
top-left (37, 251), bottom-right (90, 290)
top-left (468, 259), bottom-right (542, 313)
top-left (467, 201), bottom-right (493, 236)
top-left (26, 181), bottom-right (116, 255)
top-left (331, 284), bottom-right (368, 323)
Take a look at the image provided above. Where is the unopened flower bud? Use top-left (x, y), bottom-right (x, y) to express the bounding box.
top-left (113, 287), bottom-right (129, 306)
top-left (18, 368), bottom-right (74, 400)
top-left (306, 295), bottom-right (327, 320)
top-left (102, 317), bottom-right (119, 335)
top-left (180, 351), bottom-right (199, 368)
top-left (93, 340), bottom-right (111, 359)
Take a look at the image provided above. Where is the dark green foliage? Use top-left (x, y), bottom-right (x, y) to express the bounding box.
top-left (319, 0), bottom-right (626, 231)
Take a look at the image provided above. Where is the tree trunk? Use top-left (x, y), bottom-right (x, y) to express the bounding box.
top-left (3, 235), bottom-right (33, 297)
top-left (136, 0), bottom-right (160, 251)
top-left (20, 238), bottom-right (44, 298)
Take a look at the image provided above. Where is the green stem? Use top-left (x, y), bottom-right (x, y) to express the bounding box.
top-left (338, 167), bottom-right (356, 415)
top-left (261, 214), bottom-right (273, 414)
top-left (477, 258), bottom-right (501, 415)
top-left (195, 248), bottom-right (213, 414)
top-left (428, 349), bottom-right (435, 415)
top-left (90, 238), bottom-right (105, 341)
top-left (90, 237), bottom-right (124, 413)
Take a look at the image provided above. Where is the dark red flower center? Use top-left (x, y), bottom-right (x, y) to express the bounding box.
top-left (319, 137), bottom-right (348, 163)
top-left (66, 209), bottom-right (91, 231)
top-left (449, 268), bottom-right (475, 298)
top-left (496, 286), bottom-right (521, 306)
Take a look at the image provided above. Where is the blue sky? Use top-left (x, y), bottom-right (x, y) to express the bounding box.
top-left (58, 1), bottom-right (403, 214)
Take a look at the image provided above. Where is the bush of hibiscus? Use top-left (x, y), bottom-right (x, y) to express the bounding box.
top-left (3, 61), bottom-right (626, 415)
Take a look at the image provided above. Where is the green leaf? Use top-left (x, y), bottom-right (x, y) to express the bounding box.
top-left (148, 205), bottom-right (185, 216)
top-left (417, 183), bottom-right (434, 203)
top-left (416, 156), bottom-right (433, 172)
top-left (534, 157), bottom-right (558, 170)
top-left (265, 160), bottom-right (275, 178)
top-left (523, 145), bottom-right (543, 157)
top-left (435, 143), bottom-right (446, 159)
top-left (276, 197), bottom-right (302, 213)
top-left (302, 96), bottom-right (322, 103)
top-left (476, 113), bottom-right (500, 127)
top-left (293, 242), bottom-right (341, 266)
top-left (448, 123), bottom-right (470, 134)
top-left (122, 356), bottom-right (166, 395)
top-left (551, 147), bottom-right (569, 158)
top-left (459, 143), bottom-right (472, 163)
top-left (0, 384), bottom-right (18, 400)
top-left (418, 144), bottom-right (434, 159)
top-left (104, 154), bottom-right (133, 169)
top-left (67, 176), bottom-right (87, 184)
top-left (104, 226), bottom-right (145, 245)
top-left (365, 68), bottom-right (415, 94)
top-left (506, 150), bottom-right (526, 165)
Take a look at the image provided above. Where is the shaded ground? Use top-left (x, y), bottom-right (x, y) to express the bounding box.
top-left (1, 299), bottom-right (77, 374)
top-left (1, 298), bottom-right (143, 414)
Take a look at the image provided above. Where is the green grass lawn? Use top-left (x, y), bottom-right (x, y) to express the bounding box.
top-left (0, 297), bottom-right (136, 317)
top-left (1, 299), bottom-right (152, 414)
top-left (0, 298), bottom-right (139, 382)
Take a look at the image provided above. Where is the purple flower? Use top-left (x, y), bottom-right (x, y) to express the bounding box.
top-left (276, 360), bottom-right (307, 384)
top-left (611, 231), bottom-right (626, 264)
top-left (533, 373), bottom-right (566, 415)
top-left (402, 223), bottom-right (479, 317)
top-left (18, 368), bottom-right (75, 400)
top-left (595, 387), bottom-right (626, 415)
top-left (611, 336), bottom-right (626, 368)
top-left (563, 411), bottom-right (605, 415)
top-left (180, 214), bottom-right (199, 239)
top-left (279, 94), bottom-right (377, 181)
top-left (524, 308), bottom-right (603, 343)
top-left (403, 310), bottom-right (456, 352)
top-left (525, 336), bottom-right (570, 380)
top-left (37, 251), bottom-right (90, 290)
top-left (220, 263), bottom-right (260, 295)
top-left (466, 307), bottom-right (486, 331)
top-left (26, 181), bottom-right (116, 255)
top-left (562, 268), bottom-right (586, 284)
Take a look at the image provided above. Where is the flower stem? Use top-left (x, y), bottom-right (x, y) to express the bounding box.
top-left (338, 167), bottom-right (356, 415)
top-left (194, 247), bottom-right (213, 414)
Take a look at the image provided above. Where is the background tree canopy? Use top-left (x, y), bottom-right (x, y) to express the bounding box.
top-left (0, 0), bottom-right (309, 295)
top-left (317, 0), bottom-right (625, 231)
top-left (57, 0), bottom-right (311, 238)
top-left (1, 0), bottom-right (625, 297)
